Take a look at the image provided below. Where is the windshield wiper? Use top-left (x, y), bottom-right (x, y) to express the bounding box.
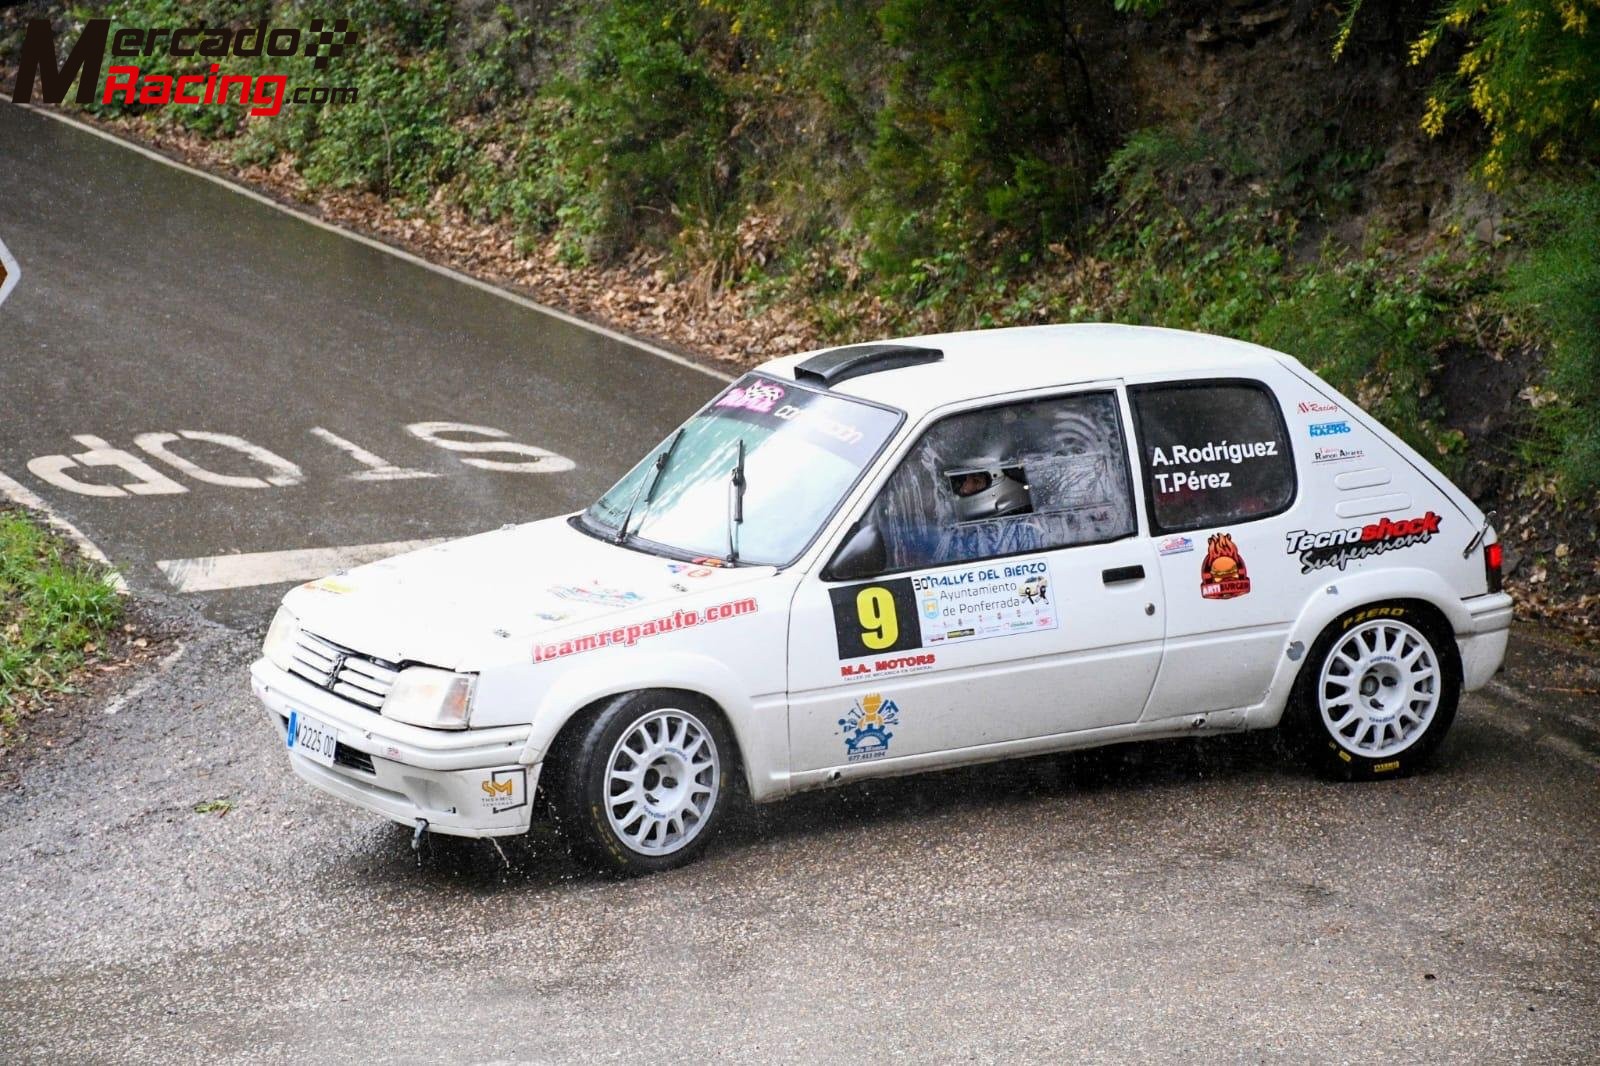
top-left (615, 427), bottom-right (684, 545)
top-left (727, 437), bottom-right (746, 564)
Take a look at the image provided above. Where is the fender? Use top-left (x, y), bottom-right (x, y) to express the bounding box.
top-left (1247, 566), bottom-right (1472, 729)
top-left (515, 650), bottom-right (791, 802)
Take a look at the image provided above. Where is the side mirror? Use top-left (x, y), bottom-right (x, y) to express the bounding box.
top-left (826, 522), bottom-right (886, 582)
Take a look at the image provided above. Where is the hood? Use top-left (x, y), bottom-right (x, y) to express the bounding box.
top-left (281, 516), bottom-right (775, 669)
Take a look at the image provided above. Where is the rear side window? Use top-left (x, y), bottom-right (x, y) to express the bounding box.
top-left (1131, 380), bottom-right (1295, 534)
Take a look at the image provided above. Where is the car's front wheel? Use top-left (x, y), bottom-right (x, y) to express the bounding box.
top-left (1289, 605), bottom-right (1460, 780)
top-left (546, 691), bottom-right (731, 875)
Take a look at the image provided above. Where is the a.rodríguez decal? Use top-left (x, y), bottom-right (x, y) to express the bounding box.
top-left (1148, 438), bottom-right (1279, 495)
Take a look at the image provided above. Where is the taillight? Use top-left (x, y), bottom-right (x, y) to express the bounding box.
top-left (1484, 541), bottom-right (1504, 593)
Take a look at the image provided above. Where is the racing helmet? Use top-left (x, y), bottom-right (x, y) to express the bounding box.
top-left (947, 462), bottom-right (1032, 521)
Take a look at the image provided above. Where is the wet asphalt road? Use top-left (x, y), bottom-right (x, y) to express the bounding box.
top-left (0, 103), bottom-right (716, 627)
top-left (2, 625), bottom-right (1597, 1063)
top-left (2, 105), bottom-right (1599, 1063)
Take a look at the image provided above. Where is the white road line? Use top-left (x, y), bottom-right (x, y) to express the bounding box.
top-left (157, 538), bottom-right (449, 593)
top-left (19, 104), bottom-right (732, 383)
top-left (104, 640), bottom-right (187, 716)
top-left (0, 467), bottom-right (128, 593)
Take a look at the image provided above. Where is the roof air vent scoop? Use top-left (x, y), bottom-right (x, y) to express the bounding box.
top-left (792, 343), bottom-right (943, 387)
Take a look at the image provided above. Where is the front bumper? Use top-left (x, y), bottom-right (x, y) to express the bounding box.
top-left (251, 659), bottom-right (538, 838)
top-left (1459, 591), bottom-right (1514, 692)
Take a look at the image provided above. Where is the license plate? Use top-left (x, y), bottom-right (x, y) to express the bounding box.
top-left (286, 709), bottom-right (338, 768)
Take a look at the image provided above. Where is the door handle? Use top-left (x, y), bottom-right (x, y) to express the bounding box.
top-left (1102, 565), bottom-right (1145, 585)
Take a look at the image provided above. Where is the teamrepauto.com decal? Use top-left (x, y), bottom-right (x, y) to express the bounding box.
top-left (10, 17), bottom-right (359, 117)
top-left (1285, 511), bottom-right (1443, 573)
top-left (532, 598), bottom-right (759, 663)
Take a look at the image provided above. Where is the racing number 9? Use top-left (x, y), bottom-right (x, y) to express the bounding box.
top-left (829, 577), bottom-right (921, 659)
top-left (856, 587), bottom-right (899, 650)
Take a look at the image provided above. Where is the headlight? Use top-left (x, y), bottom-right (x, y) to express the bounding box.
top-left (262, 607), bottom-right (298, 673)
top-left (382, 667), bottom-right (475, 730)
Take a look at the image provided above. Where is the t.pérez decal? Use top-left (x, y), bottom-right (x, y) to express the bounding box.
top-left (1147, 438), bottom-right (1279, 495)
top-left (1284, 511), bottom-right (1443, 573)
top-left (10, 16), bottom-right (359, 117)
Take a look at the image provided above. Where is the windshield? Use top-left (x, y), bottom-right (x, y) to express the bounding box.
top-left (583, 374), bottom-right (902, 565)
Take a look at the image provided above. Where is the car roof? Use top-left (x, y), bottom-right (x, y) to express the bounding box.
top-left (756, 324), bottom-right (1300, 417)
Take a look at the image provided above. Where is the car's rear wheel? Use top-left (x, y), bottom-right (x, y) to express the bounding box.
top-left (1289, 605), bottom-right (1460, 780)
top-left (546, 691), bottom-right (730, 875)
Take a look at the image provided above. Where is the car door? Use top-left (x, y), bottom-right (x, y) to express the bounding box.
top-left (785, 386), bottom-right (1166, 775)
top-left (1126, 375), bottom-right (1302, 722)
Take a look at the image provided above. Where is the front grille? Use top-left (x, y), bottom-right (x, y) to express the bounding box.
top-left (333, 743), bottom-right (375, 774)
top-left (287, 630), bottom-right (399, 711)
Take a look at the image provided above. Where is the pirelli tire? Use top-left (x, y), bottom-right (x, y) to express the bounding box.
top-left (1287, 603), bottom-right (1462, 781)
top-left (545, 690), bottom-right (734, 876)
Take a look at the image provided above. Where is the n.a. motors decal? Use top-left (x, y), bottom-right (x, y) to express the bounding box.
top-left (1285, 512), bottom-right (1443, 573)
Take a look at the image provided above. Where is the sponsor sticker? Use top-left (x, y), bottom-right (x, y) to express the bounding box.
top-left (830, 558), bottom-right (1057, 661)
top-left (1200, 533), bottom-right (1251, 600)
top-left (837, 693), bottom-right (900, 762)
top-left (666, 563), bottom-right (715, 578)
top-left (1308, 421), bottom-right (1352, 437)
top-left (302, 576), bottom-right (356, 595)
top-left (479, 768), bottom-right (527, 813)
top-left (1284, 511), bottom-right (1442, 573)
top-left (714, 380), bottom-right (785, 413)
top-left (548, 583), bottom-right (646, 608)
top-left (1158, 535), bottom-right (1195, 556)
top-left (1297, 400), bottom-right (1340, 415)
top-left (1311, 445), bottom-right (1365, 465)
top-left (532, 598), bottom-right (758, 663)
top-left (839, 652), bottom-right (938, 680)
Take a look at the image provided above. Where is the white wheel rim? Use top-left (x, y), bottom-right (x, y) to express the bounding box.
top-left (604, 709), bottom-right (720, 856)
top-left (1318, 619), bottom-right (1441, 759)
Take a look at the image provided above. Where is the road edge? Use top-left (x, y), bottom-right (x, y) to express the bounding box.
top-left (0, 470), bottom-right (127, 594)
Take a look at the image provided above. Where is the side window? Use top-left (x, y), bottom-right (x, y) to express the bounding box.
top-left (862, 391), bottom-right (1137, 573)
top-left (1130, 380), bottom-right (1295, 534)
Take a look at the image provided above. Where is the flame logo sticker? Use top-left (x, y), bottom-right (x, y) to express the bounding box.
top-left (1201, 533), bottom-right (1252, 600)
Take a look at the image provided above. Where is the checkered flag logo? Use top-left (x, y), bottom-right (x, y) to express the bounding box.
top-left (304, 18), bottom-right (356, 70)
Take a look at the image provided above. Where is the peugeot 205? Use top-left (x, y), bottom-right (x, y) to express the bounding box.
top-left (251, 324), bottom-right (1513, 875)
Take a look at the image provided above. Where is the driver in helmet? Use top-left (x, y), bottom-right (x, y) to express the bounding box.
top-left (947, 463), bottom-right (1034, 522)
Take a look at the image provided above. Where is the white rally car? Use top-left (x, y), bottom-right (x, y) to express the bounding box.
top-left (252, 324), bottom-right (1513, 874)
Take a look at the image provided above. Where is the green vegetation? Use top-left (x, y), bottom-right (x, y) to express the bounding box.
top-left (1339, 0), bottom-right (1600, 188)
top-left (17, 1), bottom-right (1597, 493)
top-left (1503, 178), bottom-right (1600, 489)
top-left (0, 510), bottom-right (123, 746)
